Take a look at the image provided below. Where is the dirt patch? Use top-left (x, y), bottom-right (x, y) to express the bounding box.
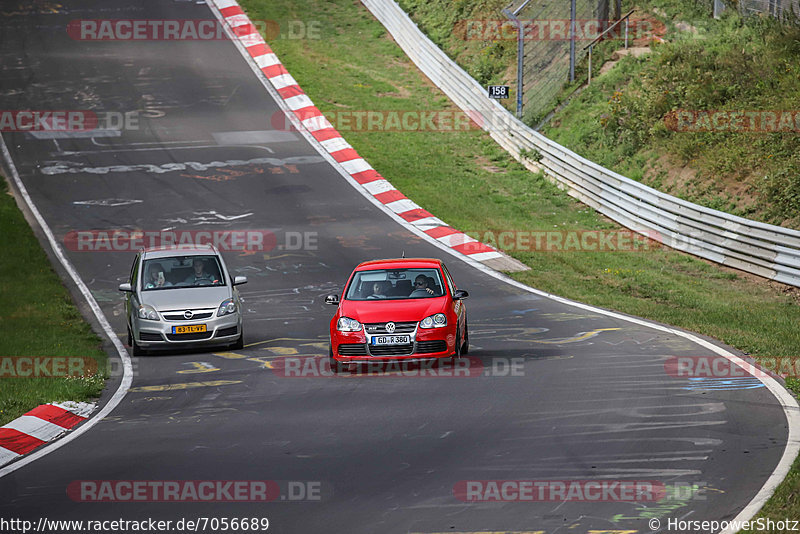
top-left (643, 153), bottom-right (699, 193)
top-left (474, 155), bottom-right (506, 174)
top-left (599, 46), bottom-right (652, 76)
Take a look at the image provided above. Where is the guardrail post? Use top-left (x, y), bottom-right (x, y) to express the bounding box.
top-left (569, 0), bottom-right (576, 83)
top-left (503, 1), bottom-right (532, 120)
top-left (624, 17), bottom-right (629, 49)
top-left (587, 45), bottom-right (593, 84)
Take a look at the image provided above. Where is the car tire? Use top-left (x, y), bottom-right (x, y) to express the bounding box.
top-left (329, 346), bottom-right (346, 375)
top-left (453, 327), bottom-right (463, 361)
top-left (231, 331), bottom-right (244, 350)
top-left (127, 326), bottom-right (132, 347)
top-left (461, 322), bottom-right (469, 355)
top-left (132, 338), bottom-right (146, 357)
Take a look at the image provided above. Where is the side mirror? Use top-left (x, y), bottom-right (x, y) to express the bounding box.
top-left (233, 275), bottom-right (248, 286)
top-left (118, 283), bottom-right (132, 292)
top-left (453, 289), bottom-right (469, 300)
top-left (325, 294), bottom-right (340, 305)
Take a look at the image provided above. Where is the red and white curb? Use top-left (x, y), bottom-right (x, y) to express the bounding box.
top-left (0, 402), bottom-right (95, 468)
top-left (211, 0), bottom-right (527, 272)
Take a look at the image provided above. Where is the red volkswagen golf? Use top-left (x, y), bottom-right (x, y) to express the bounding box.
top-left (326, 258), bottom-right (469, 372)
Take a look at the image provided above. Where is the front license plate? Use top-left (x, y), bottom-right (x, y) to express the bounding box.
top-left (372, 335), bottom-right (410, 345)
top-left (173, 324), bottom-right (207, 334)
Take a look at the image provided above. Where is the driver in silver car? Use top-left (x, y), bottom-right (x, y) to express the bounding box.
top-left (185, 258), bottom-right (218, 285)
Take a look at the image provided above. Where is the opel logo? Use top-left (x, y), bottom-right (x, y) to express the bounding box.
top-left (183, 310), bottom-right (194, 319)
top-left (385, 322), bottom-right (396, 333)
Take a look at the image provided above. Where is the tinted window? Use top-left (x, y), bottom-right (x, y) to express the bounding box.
top-left (142, 255), bottom-right (225, 290)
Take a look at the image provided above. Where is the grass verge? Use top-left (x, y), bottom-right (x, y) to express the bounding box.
top-left (540, 2), bottom-right (800, 228)
top-left (0, 177), bottom-right (107, 427)
top-left (244, 0), bottom-right (799, 525)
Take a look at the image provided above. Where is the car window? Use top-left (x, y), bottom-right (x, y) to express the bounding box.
top-left (141, 255), bottom-right (226, 290)
top-left (441, 263), bottom-right (455, 295)
top-left (345, 268), bottom-right (445, 300)
top-left (130, 253), bottom-right (140, 287)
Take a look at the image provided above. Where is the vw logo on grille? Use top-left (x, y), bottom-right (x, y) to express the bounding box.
top-left (183, 310), bottom-right (194, 319)
top-left (385, 322), bottom-right (396, 333)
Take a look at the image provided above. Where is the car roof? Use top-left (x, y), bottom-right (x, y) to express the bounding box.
top-left (354, 258), bottom-right (443, 270)
top-left (142, 244), bottom-right (220, 259)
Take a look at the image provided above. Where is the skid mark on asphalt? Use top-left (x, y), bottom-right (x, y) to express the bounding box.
top-left (128, 379), bottom-right (241, 392)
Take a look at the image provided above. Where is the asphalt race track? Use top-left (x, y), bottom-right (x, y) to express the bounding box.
top-left (0, 1), bottom-right (792, 533)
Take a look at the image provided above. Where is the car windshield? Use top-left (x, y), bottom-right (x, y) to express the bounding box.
top-left (141, 255), bottom-right (226, 290)
top-left (345, 268), bottom-right (445, 300)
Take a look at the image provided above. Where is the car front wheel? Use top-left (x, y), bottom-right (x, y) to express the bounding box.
top-left (231, 331), bottom-right (244, 350)
top-left (329, 346), bottom-right (346, 375)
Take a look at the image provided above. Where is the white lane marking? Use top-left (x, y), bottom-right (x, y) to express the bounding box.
top-left (0, 135), bottom-right (133, 479)
top-left (73, 199), bottom-right (143, 207)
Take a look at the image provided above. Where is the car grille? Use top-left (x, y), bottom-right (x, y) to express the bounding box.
top-left (364, 322), bottom-right (417, 334)
top-left (166, 332), bottom-right (213, 341)
top-left (369, 344), bottom-right (414, 356)
top-left (338, 343), bottom-right (368, 356)
top-left (216, 326), bottom-right (238, 337)
top-left (139, 332), bottom-right (163, 342)
top-left (416, 340), bottom-right (447, 354)
top-left (162, 310), bottom-right (215, 321)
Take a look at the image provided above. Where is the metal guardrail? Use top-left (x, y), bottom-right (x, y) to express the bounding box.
top-left (361, 0), bottom-right (800, 287)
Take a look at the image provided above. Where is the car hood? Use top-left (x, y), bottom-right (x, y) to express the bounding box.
top-left (141, 286), bottom-right (231, 311)
top-left (340, 297), bottom-right (447, 323)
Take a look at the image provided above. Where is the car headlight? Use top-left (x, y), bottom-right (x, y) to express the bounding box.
top-left (217, 298), bottom-right (237, 317)
top-left (137, 305), bottom-right (159, 321)
top-left (337, 317), bottom-right (362, 332)
top-left (420, 313), bottom-right (447, 328)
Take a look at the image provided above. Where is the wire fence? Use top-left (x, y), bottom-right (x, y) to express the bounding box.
top-left (504, 0), bottom-right (612, 124)
top-left (723, 0), bottom-right (800, 20)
